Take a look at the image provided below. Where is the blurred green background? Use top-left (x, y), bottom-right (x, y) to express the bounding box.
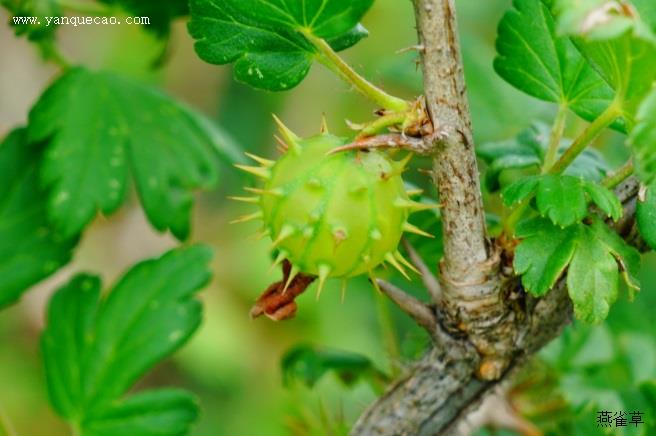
top-left (1, 0), bottom-right (654, 435)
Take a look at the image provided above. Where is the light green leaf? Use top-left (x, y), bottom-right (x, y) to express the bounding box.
top-left (83, 390), bottom-right (199, 436)
top-left (582, 180), bottom-right (623, 221)
top-left (629, 87), bottom-right (656, 185)
top-left (503, 174), bottom-right (620, 226)
top-left (637, 180), bottom-right (656, 249)
top-left (536, 174), bottom-right (588, 226)
top-left (187, 0), bottom-right (373, 91)
top-left (502, 175), bottom-right (541, 206)
top-left (514, 218), bottom-right (579, 295)
top-left (514, 218), bottom-right (641, 322)
top-left (494, 0), bottom-right (617, 126)
top-left (567, 226), bottom-right (619, 323)
top-left (41, 246), bottom-right (212, 434)
top-left (28, 67), bottom-right (231, 240)
top-left (0, 128), bottom-right (77, 309)
top-left (556, 0), bottom-right (656, 122)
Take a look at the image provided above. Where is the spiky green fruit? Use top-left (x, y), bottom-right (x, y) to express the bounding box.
top-left (234, 118), bottom-right (433, 294)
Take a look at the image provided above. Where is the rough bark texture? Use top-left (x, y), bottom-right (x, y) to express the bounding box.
top-left (351, 0), bottom-right (644, 433)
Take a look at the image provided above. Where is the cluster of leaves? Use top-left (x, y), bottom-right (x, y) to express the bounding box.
top-left (491, 0), bottom-right (656, 323)
top-left (0, 0), bottom-right (244, 434)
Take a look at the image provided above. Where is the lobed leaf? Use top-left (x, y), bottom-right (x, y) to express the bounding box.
top-left (556, 0), bottom-right (656, 123)
top-left (503, 174), bottom-right (621, 226)
top-left (494, 0), bottom-right (618, 128)
top-left (28, 67), bottom-right (237, 241)
top-left (514, 218), bottom-right (641, 322)
top-left (0, 129), bottom-right (77, 309)
top-left (41, 246), bottom-right (212, 434)
top-left (187, 0), bottom-right (373, 91)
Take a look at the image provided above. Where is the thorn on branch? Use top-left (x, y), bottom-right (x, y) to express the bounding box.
top-left (375, 279), bottom-right (436, 334)
top-left (402, 238), bottom-right (442, 304)
top-left (327, 133), bottom-right (432, 156)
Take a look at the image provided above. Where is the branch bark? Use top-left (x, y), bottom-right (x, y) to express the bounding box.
top-left (353, 179), bottom-right (641, 435)
top-left (350, 0), bottom-right (645, 433)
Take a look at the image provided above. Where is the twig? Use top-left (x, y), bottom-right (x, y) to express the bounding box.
top-left (375, 279), bottom-right (436, 334)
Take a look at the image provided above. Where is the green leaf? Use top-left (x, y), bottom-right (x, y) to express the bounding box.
top-left (637, 181), bottom-right (656, 249)
top-left (494, 0), bottom-right (617, 126)
top-left (83, 390), bottom-right (199, 436)
top-left (97, 0), bottom-right (188, 36)
top-left (629, 87), bottom-right (656, 185)
top-left (536, 174), bottom-right (588, 226)
top-left (514, 218), bottom-right (579, 295)
top-left (503, 174), bottom-right (621, 226)
top-left (41, 246), bottom-right (212, 434)
top-left (478, 123), bottom-right (609, 192)
top-left (514, 218), bottom-right (641, 322)
top-left (281, 344), bottom-right (386, 389)
top-left (556, 0), bottom-right (656, 122)
top-left (0, 128), bottom-right (77, 309)
top-left (28, 67), bottom-right (232, 240)
top-left (188, 0), bottom-right (373, 91)
top-left (567, 226), bottom-right (619, 323)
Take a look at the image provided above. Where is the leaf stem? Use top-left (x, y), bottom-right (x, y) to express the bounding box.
top-left (602, 160), bottom-right (634, 188)
top-left (542, 105), bottom-right (568, 172)
top-left (37, 39), bottom-right (71, 70)
top-left (304, 33), bottom-right (410, 112)
top-left (503, 200), bottom-right (531, 236)
top-left (549, 100), bottom-right (622, 174)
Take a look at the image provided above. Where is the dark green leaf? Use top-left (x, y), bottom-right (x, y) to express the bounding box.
top-left (41, 246), bottom-right (212, 433)
top-left (0, 128), bottom-right (76, 309)
top-left (629, 87), bottom-right (656, 185)
top-left (97, 0), bottom-right (188, 36)
top-left (590, 217), bottom-right (641, 292)
top-left (637, 181), bottom-right (656, 249)
top-left (582, 180), bottom-right (623, 221)
top-left (281, 344), bottom-right (386, 389)
top-left (494, 0), bottom-right (617, 126)
top-left (188, 0), bottom-right (373, 91)
top-left (28, 67), bottom-right (233, 240)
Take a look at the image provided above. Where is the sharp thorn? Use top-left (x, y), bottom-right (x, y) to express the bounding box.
top-left (394, 250), bottom-right (420, 275)
top-left (274, 135), bottom-right (289, 153)
top-left (272, 224), bottom-right (295, 248)
top-left (228, 196), bottom-right (260, 204)
top-left (268, 250), bottom-right (288, 274)
top-left (320, 114), bottom-right (329, 134)
top-left (272, 114), bottom-right (301, 154)
top-left (385, 252), bottom-right (410, 280)
top-left (229, 211), bottom-right (262, 224)
top-left (396, 153), bottom-right (413, 171)
top-left (394, 198), bottom-right (440, 212)
top-left (406, 188), bottom-right (424, 197)
top-left (369, 271), bottom-right (382, 293)
top-left (234, 164), bottom-right (270, 179)
top-left (316, 264), bottom-right (331, 300)
top-left (249, 228), bottom-right (270, 241)
top-left (282, 265), bottom-right (299, 294)
top-left (403, 222), bottom-right (434, 238)
top-left (244, 152), bottom-right (274, 167)
top-left (244, 187), bottom-right (283, 197)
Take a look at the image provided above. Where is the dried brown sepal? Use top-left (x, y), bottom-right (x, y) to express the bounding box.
top-left (249, 260), bottom-right (316, 321)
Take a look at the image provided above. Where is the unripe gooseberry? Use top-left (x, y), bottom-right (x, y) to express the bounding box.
top-left (233, 117), bottom-right (434, 296)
